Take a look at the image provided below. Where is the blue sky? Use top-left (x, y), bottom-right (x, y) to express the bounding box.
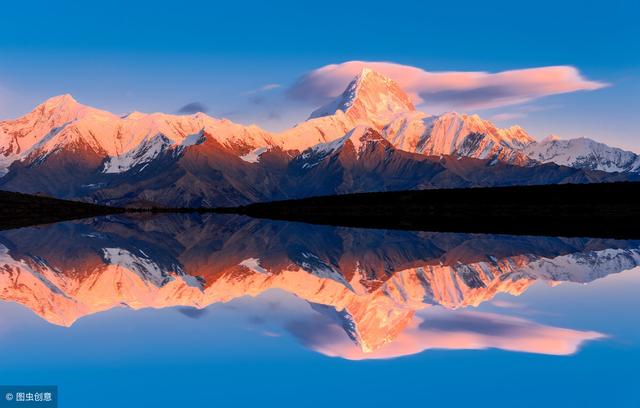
top-left (0, 0), bottom-right (638, 150)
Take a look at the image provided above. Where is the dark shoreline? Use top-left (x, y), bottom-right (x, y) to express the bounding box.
top-left (2, 182), bottom-right (640, 238)
top-left (222, 182), bottom-right (640, 239)
top-left (0, 190), bottom-right (126, 231)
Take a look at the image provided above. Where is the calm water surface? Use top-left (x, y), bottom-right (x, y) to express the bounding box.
top-left (1, 214), bottom-right (639, 407)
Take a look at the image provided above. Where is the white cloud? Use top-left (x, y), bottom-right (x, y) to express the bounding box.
top-left (295, 309), bottom-right (605, 360)
top-left (287, 61), bottom-right (607, 111)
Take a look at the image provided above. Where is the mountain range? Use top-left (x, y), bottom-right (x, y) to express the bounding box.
top-left (1, 68), bottom-right (638, 207)
top-left (1, 214), bottom-right (635, 357)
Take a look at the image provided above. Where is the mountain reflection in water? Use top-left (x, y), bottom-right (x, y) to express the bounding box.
top-left (1, 213), bottom-right (638, 360)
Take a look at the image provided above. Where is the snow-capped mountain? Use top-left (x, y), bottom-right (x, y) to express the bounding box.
top-left (0, 94), bottom-right (109, 175)
top-left (0, 68), bottom-right (638, 206)
top-left (309, 67), bottom-right (416, 126)
top-left (524, 135), bottom-right (640, 173)
top-left (300, 69), bottom-right (536, 165)
top-left (382, 111), bottom-right (535, 165)
top-left (296, 126), bottom-right (386, 167)
top-left (273, 68), bottom-right (414, 150)
top-left (0, 94), bottom-right (275, 175)
top-left (1, 215), bottom-right (637, 354)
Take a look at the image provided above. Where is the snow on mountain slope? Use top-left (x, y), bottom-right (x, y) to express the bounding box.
top-left (301, 126), bottom-right (382, 162)
top-left (0, 94), bottom-right (115, 174)
top-left (273, 69), bottom-right (418, 151)
top-left (283, 69), bottom-right (537, 165)
top-left (309, 68), bottom-right (416, 127)
top-left (101, 116), bottom-right (274, 172)
top-left (0, 67), bottom-right (636, 198)
top-left (275, 110), bottom-right (355, 151)
top-left (103, 134), bottom-right (175, 173)
top-left (2, 219), bottom-right (638, 353)
top-left (382, 111), bottom-right (536, 164)
top-left (279, 68), bottom-right (533, 161)
top-left (524, 136), bottom-right (640, 173)
top-left (515, 247), bottom-right (640, 283)
top-left (1, 95), bottom-right (278, 173)
top-left (96, 114), bottom-right (277, 172)
top-left (290, 125), bottom-right (390, 173)
top-left (239, 147), bottom-right (268, 163)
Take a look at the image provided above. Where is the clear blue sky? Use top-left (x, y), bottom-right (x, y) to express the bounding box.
top-left (0, 0), bottom-right (638, 150)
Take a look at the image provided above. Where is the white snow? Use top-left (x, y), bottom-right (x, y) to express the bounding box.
top-left (382, 111), bottom-right (535, 163)
top-left (103, 134), bottom-right (172, 173)
top-left (0, 95), bottom-right (277, 174)
top-left (311, 126), bottom-right (374, 155)
top-left (308, 67), bottom-right (415, 128)
top-left (101, 247), bottom-right (170, 287)
top-left (1, 70), bottom-right (637, 177)
top-left (239, 258), bottom-right (268, 274)
top-left (180, 132), bottom-right (205, 146)
top-left (178, 274), bottom-right (204, 289)
top-left (239, 147), bottom-right (268, 163)
top-left (524, 136), bottom-right (640, 173)
top-left (511, 248), bottom-right (640, 283)
top-left (297, 251), bottom-right (353, 288)
top-left (296, 126), bottom-right (379, 170)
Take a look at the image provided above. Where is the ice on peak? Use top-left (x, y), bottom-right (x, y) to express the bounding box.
top-left (43, 93), bottom-right (78, 107)
top-left (359, 67), bottom-right (374, 76)
top-left (308, 68), bottom-right (415, 123)
top-left (353, 67), bottom-right (392, 86)
top-left (507, 124), bottom-right (527, 133)
top-left (35, 94), bottom-right (93, 117)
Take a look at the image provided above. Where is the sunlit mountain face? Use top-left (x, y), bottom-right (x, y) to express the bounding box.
top-left (1, 214), bottom-right (638, 359)
top-left (2, 70), bottom-right (638, 207)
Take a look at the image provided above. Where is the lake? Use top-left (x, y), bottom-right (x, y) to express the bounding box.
top-left (1, 214), bottom-right (639, 407)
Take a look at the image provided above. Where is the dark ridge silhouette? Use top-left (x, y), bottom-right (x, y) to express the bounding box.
top-left (220, 182), bottom-right (640, 239)
top-left (3, 182), bottom-right (640, 238)
top-left (0, 190), bottom-right (125, 230)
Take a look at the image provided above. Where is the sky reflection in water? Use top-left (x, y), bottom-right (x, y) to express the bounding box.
top-left (0, 214), bottom-right (639, 407)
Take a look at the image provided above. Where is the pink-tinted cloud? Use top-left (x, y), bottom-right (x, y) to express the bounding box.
top-left (296, 309), bottom-right (605, 360)
top-left (287, 61), bottom-right (607, 111)
top-left (492, 112), bottom-right (527, 121)
top-left (490, 299), bottom-right (527, 308)
top-left (491, 104), bottom-right (563, 122)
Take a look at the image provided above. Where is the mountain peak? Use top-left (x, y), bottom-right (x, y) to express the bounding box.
top-left (541, 134), bottom-right (562, 143)
top-left (302, 125), bottom-right (383, 161)
top-left (359, 66), bottom-right (374, 76)
top-left (122, 111), bottom-right (147, 120)
top-left (524, 135), bottom-right (640, 172)
top-left (31, 93), bottom-right (98, 122)
top-left (309, 68), bottom-right (415, 126)
top-left (343, 125), bottom-right (384, 149)
top-left (41, 93), bottom-right (79, 109)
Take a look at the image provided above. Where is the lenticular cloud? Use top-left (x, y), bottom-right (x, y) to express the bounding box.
top-left (287, 61), bottom-right (607, 111)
